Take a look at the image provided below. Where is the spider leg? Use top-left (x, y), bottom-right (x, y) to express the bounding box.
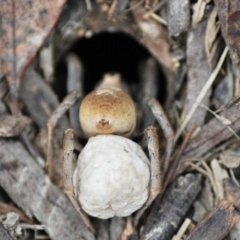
top-left (148, 98), bottom-right (174, 172)
top-left (63, 129), bottom-right (95, 234)
top-left (66, 54), bottom-right (84, 136)
top-left (134, 126), bottom-right (162, 226)
top-left (46, 90), bottom-right (81, 177)
top-left (139, 58), bottom-right (159, 130)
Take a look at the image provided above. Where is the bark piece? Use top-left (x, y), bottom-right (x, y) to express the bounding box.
top-left (0, 224), bottom-right (13, 240)
top-left (0, 138), bottom-right (95, 240)
top-left (110, 217), bottom-right (126, 240)
top-left (230, 221), bottom-right (240, 240)
top-left (0, 213), bottom-right (21, 240)
top-left (55, 0), bottom-right (89, 61)
top-left (141, 174), bottom-right (202, 240)
top-left (214, 0), bottom-right (240, 64)
top-left (19, 68), bottom-right (69, 144)
top-left (168, 0), bottom-right (190, 36)
top-left (0, 114), bottom-right (31, 137)
top-left (193, 201), bottom-right (207, 223)
top-left (183, 19), bottom-right (211, 128)
top-left (0, 78), bottom-right (8, 100)
top-left (66, 54), bottom-right (83, 136)
top-left (97, 220), bottom-right (109, 240)
top-left (186, 199), bottom-right (239, 240)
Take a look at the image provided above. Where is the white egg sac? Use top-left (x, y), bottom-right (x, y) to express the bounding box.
top-left (73, 135), bottom-right (150, 219)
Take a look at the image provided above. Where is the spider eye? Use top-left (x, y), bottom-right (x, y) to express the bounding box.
top-left (79, 87), bottom-right (136, 137)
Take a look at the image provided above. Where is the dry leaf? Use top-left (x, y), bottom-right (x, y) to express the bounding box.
top-left (193, 201), bottom-right (207, 223)
top-left (211, 159), bottom-right (229, 199)
top-left (205, 7), bottom-right (219, 64)
top-left (219, 149), bottom-right (240, 168)
top-left (192, 0), bottom-right (211, 27)
top-left (0, 0), bottom-right (66, 98)
top-left (199, 179), bottom-right (214, 211)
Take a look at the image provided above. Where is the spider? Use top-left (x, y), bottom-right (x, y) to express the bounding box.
top-left (46, 55), bottom-right (174, 233)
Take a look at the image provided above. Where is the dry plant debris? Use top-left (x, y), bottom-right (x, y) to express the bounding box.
top-left (0, 114), bottom-right (31, 137)
top-left (0, 0), bottom-right (240, 240)
top-left (0, 0), bottom-right (66, 99)
top-left (214, 0), bottom-right (240, 64)
top-left (186, 199), bottom-right (239, 240)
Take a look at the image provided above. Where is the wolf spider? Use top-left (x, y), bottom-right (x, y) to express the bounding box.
top-left (46, 55), bottom-right (174, 233)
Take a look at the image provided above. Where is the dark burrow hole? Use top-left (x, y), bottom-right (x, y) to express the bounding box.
top-left (55, 31), bottom-right (166, 102)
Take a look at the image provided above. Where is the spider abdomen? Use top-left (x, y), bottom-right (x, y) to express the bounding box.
top-left (73, 135), bottom-right (150, 219)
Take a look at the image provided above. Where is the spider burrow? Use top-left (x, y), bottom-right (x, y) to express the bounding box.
top-left (46, 55), bottom-right (174, 233)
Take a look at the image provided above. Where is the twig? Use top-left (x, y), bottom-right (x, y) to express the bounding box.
top-left (172, 218), bottom-right (191, 240)
top-left (141, 174), bottom-right (201, 240)
top-left (20, 224), bottom-right (45, 230)
top-left (149, 13), bottom-right (167, 26)
top-left (197, 102), bottom-right (240, 140)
